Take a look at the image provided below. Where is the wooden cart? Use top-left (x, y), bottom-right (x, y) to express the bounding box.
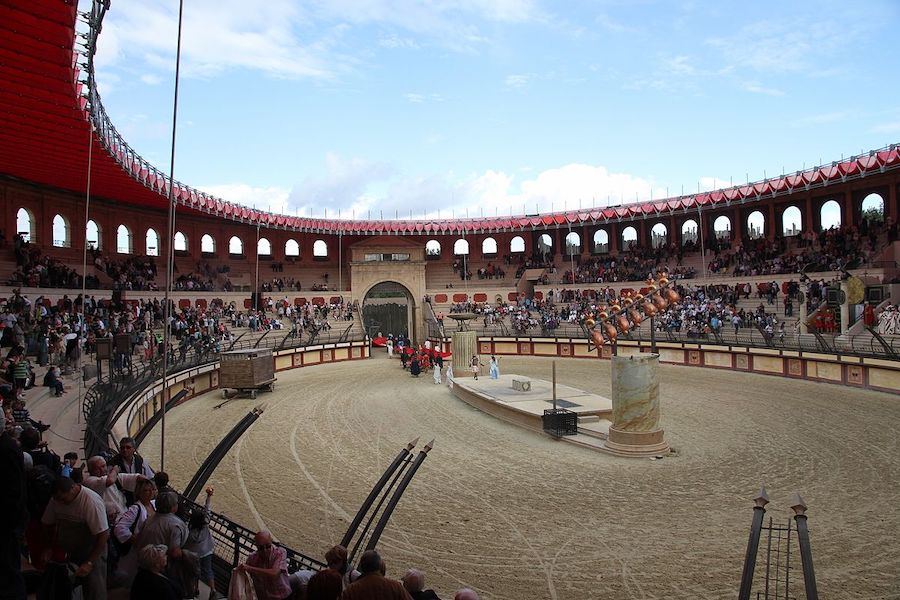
top-left (218, 349), bottom-right (276, 399)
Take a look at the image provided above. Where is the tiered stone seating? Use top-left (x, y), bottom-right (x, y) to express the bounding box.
top-left (424, 258), bottom-right (510, 289)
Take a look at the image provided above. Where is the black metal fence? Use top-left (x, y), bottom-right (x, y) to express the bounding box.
top-left (81, 328), bottom-right (369, 587)
top-left (427, 315), bottom-right (900, 360)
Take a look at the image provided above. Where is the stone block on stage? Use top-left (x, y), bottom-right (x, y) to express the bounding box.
top-left (512, 378), bottom-right (531, 392)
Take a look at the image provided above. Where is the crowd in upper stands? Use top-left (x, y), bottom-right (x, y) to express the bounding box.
top-left (561, 247), bottom-right (697, 285)
top-left (7, 235), bottom-right (88, 289)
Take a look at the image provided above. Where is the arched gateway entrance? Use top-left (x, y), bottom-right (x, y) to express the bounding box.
top-left (363, 281), bottom-right (413, 338)
top-left (350, 237), bottom-right (427, 343)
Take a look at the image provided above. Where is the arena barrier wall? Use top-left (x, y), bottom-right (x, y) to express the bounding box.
top-left (432, 336), bottom-right (900, 396)
top-left (114, 339), bottom-right (370, 441)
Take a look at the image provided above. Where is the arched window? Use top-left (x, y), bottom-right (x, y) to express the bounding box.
top-left (650, 223), bottom-right (667, 248)
top-left (257, 238), bottom-right (272, 256)
top-left (681, 219), bottom-right (698, 245)
top-left (593, 229), bottom-right (609, 253)
top-left (52, 214), bottom-right (70, 247)
top-left (621, 226), bottom-right (638, 250)
top-left (747, 210), bottom-right (765, 239)
top-left (713, 216), bottom-right (731, 240)
top-left (564, 231), bottom-right (580, 255)
top-left (313, 239), bottom-right (328, 257)
top-left (425, 239), bottom-right (441, 257)
top-left (116, 225), bottom-right (132, 254)
top-left (538, 233), bottom-right (553, 255)
top-left (782, 206), bottom-right (801, 236)
top-left (285, 239), bottom-right (300, 257)
top-left (229, 236), bottom-right (244, 255)
top-left (86, 219), bottom-right (101, 250)
top-left (482, 237), bottom-right (498, 256)
top-left (453, 239), bottom-right (469, 256)
top-left (201, 234), bottom-right (216, 254)
top-left (145, 228), bottom-right (160, 256)
top-left (820, 200), bottom-right (841, 231)
top-left (510, 236), bottom-right (525, 254)
top-left (861, 192), bottom-right (884, 223)
top-left (16, 208), bottom-right (34, 242)
top-left (174, 231), bottom-right (188, 252)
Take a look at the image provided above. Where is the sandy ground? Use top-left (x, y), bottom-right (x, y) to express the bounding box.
top-left (140, 354), bottom-right (900, 600)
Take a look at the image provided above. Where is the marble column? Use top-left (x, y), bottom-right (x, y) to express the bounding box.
top-left (604, 353), bottom-right (670, 456)
top-left (839, 280), bottom-right (850, 335)
top-left (799, 286), bottom-right (809, 334)
top-left (452, 331), bottom-right (477, 378)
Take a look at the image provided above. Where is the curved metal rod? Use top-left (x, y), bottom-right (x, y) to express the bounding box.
top-left (341, 438), bottom-right (417, 548)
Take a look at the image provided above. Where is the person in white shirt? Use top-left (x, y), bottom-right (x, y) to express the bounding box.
top-left (83, 455), bottom-right (144, 525)
top-left (42, 477), bottom-right (109, 600)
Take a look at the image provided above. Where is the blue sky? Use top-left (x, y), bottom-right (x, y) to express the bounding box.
top-left (84, 0), bottom-right (900, 220)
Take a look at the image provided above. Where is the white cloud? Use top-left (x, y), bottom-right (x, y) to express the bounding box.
top-left (198, 183), bottom-right (292, 213)
top-left (594, 13), bottom-right (629, 33)
top-left (286, 153), bottom-right (396, 217)
top-left (404, 92), bottom-right (443, 103)
top-left (205, 157), bottom-right (673, 220)
top-left (698, 177), bottom-right (731, 191)
top-left (740, 81), bottom-right (785, 97)
top-left (140, 74), bottom-right (163, 86)
top-left (504, 73), bottom-right (532, 88)
top-left (95, 0), bottom-right (341, 81)
top-left (378, 34), bottom-right (419, 49)
top-left (870, 121), bottom-right (900, 134)
top-left (793, 111), bottom-right (851, 127)
top-left (664, 55), bottom-right (696, 77)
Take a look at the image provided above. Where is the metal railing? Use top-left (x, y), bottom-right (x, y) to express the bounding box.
top-left (429, 314), bottom-right (900, 359)
top-left (81, 328), bottom-right (368, 589)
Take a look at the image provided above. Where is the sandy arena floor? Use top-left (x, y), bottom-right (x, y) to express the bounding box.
top-left (140, 354), bottom-right (900, 599)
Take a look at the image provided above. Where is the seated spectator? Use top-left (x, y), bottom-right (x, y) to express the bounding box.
top-left (454, 590), bottom-right (479, 600)
top-left (20, 427), bottom-right (59, 472)
top-left (340, 549), bottom-right (411, 599)
top-left (43, 366), bottom-right (64, 396)
top-left (11, 398), bottom-right (50, 432)
top-left (131, 543), bottom-right (182, 600)
top-left (402, 568), bottom-right (441, 599)
top-left (236, 530), bottom-right (292, 600)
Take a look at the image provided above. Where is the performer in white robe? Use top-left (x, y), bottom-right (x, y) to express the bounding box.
top-left (387, 339), bottom-right (394, 357)
top-left (433, 364), bottom-right (442, 385)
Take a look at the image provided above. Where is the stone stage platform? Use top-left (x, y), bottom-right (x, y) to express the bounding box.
top-left (450, 374), bottom-right (618, 453)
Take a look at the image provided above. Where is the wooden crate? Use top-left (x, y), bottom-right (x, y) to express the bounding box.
top-left (218, 349), bottom-right (275, 389)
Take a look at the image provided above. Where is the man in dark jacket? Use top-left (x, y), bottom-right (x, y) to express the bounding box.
top-left (340, 550), bottom-right (411, 600)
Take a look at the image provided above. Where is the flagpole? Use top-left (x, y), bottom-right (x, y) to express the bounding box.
top-left (159, 0), bottom-right (185, 472)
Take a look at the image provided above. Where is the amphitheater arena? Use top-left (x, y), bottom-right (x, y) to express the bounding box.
top-left (2, 3), bottom-right (900, 599)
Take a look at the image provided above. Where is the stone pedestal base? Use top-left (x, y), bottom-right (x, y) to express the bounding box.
top-left (512, 378), bottom-right (531, 391)
top-left (604, 426), bottom-right (670, 457)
